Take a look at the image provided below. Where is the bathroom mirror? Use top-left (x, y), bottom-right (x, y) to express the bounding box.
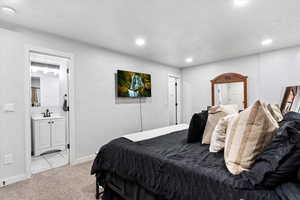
top-left (281, 86), bottom-right (300, 115)
top-left (31, 63), bottom-right (60, 107)
top-left (31, 77), bottom-right (41, 107)
top-left (211, 73), bottom-right (248, 109)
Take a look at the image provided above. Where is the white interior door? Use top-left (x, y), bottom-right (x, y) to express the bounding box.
top-left (168, 76), bottom-right (180, 125)
top-left (58, 61), bottom-right (70, 151)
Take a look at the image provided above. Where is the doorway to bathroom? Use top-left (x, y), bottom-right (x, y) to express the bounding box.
top-left (24, 47), bottom-right (75, 177)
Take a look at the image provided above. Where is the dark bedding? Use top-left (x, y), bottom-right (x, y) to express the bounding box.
top-left (91, 130), bottom-right (281, 200)
top-left (276, 182), bottom-right (300, 200)
top-left (244, 120), bottom-right (300, 188)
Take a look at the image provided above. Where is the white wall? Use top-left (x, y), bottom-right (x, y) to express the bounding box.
top-left (181, 46), bottom-right (300, 123)
top-left (0, 27), bottom-right (180, 183)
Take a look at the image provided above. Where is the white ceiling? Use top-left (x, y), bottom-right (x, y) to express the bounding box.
top-left (1, 0), bottom-right (300, 68)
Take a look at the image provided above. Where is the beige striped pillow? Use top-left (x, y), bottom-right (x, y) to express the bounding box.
top-left (267, 104), bottom-right (283, 122)
top-left (202, 104), bottom-right (239, 144)
top-left (224, 100), bottom-right (279, 175)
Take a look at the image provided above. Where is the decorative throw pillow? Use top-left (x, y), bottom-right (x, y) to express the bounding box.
top-left (245, 120), bottom-right (300, 188)
top-left (224, 100), bottom-right (279, 175)
top-left (209, 114), bottom-right (237, 153)
top-left (202, 104), bottom-right (239, 144)
top-left (267, 104), bottom-right (283, 122)
top-left (187, 111), bottom-right (208, 143)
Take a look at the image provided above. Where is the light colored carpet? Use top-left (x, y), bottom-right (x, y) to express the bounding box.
top-left (0, 162), bottom-right (101, 200)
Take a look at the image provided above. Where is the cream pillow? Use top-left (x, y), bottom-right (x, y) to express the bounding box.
top-left (209, 114), bottom-right (237, 153)
top-left (202, 104), bottom-right (239, 144)
top-left (224, 100), bottom-right (279, 175)
top-left (267, 104), bottom-right (283, 122)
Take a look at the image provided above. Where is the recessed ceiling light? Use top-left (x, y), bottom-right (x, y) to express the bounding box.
top-left (135, 37), bottom-right (146, 47)
top-left (185, 57), bottom-right (193, 63)
top-left (261, 38), bottom-right (273, 46)
top-left (234, 0), bottom-right (249, 7)
top-left (0, 6), bottom-right (16, 15)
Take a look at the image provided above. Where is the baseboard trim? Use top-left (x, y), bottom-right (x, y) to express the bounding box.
top-left (72, 154), bottom-right (96, 165)
top-left (0, 154), bottom-right (96, 187)
top-left (0, 173), bottom-right (29, 187)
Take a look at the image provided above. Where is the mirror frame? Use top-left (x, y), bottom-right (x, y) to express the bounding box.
top-left (211, 73), bottom-right (248, 109)
top-left (280, 86), bottom-right (299, 113)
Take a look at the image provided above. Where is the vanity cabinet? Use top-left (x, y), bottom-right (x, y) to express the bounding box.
top-left (32, 116), bottom-right (66, 156)
top-left (38, 120), bottom-right (52, 151)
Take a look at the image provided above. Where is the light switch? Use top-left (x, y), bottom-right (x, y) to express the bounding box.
top-left (4, 154), bottom-right (13, 165)
top-left (3, 103), bottom-right (15, 112)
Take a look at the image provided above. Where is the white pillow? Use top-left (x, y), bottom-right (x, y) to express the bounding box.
top-left (202, 104), bottom-right (239, 144)
top-left (209, 114), bottom-right (237, 153)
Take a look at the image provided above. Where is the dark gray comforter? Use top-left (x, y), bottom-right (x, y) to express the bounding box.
top-left (91, 130), bottom-right (283, 200)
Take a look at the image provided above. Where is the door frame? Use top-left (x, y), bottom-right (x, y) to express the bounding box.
top-left (168, 74), bottom-right (181, 125)
top-left (24, 45), bottom-right (76, 179)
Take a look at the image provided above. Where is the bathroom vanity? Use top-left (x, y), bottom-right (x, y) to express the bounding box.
top-left (32, 116), bottom-right (66, 156)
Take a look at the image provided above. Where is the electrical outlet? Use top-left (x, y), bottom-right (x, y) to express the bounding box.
top-left (4, 154), bottom-right (13, 165)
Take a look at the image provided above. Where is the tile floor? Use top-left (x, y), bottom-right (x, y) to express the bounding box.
top-left (31, 150), bottom-right (69, 174)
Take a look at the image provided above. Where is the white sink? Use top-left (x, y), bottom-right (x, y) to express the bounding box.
top-left (32, 115), bottom-right (64, 121)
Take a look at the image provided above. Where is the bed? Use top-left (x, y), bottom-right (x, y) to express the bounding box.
top-left (91, 124), bottom-right (300, 200)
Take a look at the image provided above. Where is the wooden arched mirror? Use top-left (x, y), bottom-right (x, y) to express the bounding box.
top-left (211, 73), bottom-right (248, 109)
